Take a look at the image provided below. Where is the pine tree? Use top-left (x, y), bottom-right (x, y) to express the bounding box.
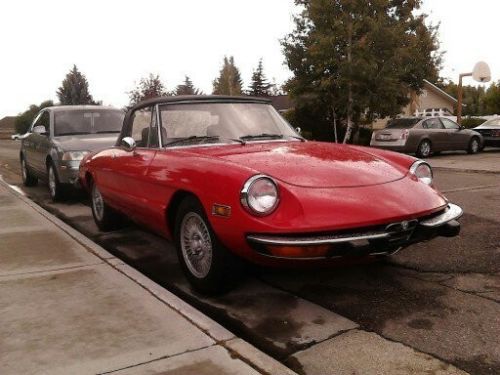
top-left (282, 0), bottom-right (441, 143)
top-left (175, 75), bottom-right (202, 95)
top-left (128, 74), bottom-right (169, 106)
top-left (248, 59), bottom-right (272, 97)
top-left (212, 56), bottom-right (243, 96)
top-left (57, 65), bottom-right (96, 105)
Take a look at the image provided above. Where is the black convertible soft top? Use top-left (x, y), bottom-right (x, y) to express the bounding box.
top-left (128, 95), bottom-right (271, 113)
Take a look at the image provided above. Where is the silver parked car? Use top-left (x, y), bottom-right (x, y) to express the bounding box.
top-left (20, 105), bottom-right (124, 201)
top-left (370, 117), bottom-right (483, 158)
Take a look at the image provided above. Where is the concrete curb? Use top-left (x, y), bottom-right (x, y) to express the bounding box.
top-left (0, 177), bottom-right (297, 375)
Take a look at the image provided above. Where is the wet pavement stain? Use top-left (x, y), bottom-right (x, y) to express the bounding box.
top-left (407, 318), bottom-right (434, 330)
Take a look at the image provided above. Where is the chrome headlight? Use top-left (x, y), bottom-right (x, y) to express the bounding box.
top-left (409, 160), bottom-right (433, 185)
top-left (62, 151), bottom-right (90, 161)
top-left (240, 175), bottom-right (279, 215)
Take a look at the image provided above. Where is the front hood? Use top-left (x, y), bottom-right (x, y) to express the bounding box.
top-left (188, 141), bottom-right (407, 188)
top-left (53, 134), bottom-right (119, 152)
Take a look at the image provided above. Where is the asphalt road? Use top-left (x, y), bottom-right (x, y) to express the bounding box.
top-left (1, 139), bottom-right (499, 375)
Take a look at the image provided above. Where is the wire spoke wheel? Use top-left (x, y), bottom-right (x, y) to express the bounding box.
top-left (92, 185), bottom-right (105, 222)
top-left (180, 212), bottom-right (213, 279)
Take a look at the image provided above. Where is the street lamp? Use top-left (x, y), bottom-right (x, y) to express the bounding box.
top-left (456, 61), bottom-right (491, 124)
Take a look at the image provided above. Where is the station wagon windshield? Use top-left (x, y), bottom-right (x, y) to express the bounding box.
top-left (159, 103), bottom-right (299, 145)
top-left (54, 109), bottom-right (124, 136)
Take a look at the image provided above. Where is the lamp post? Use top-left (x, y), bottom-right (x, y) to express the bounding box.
top-left (456, 61), bottom-right (491, 124)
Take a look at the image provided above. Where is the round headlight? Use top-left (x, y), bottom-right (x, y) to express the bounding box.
top-left (410, 161), bottom-right (433, 185)
top-left (241, 175), bottom-right (279, 215)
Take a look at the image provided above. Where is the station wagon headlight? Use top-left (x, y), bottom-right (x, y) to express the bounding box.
top-left (241, 175), bottom-right (279, 215)
top-left (62, 151), bottom-right (90, 161)
top-left (409, 160), bottom-right (433, 185)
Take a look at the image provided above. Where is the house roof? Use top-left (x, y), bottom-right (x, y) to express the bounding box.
top-left (270, 95), bottom-right (294, 111)
top-left (423, 79), bottom-right (458, 104)
top-left (0, 116), bottom-right (16, 130)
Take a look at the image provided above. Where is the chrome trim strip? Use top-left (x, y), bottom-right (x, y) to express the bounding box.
top-left (419, 203), bottom-right (463, 227)
top-left (247, 231), bottom-right (389, 246)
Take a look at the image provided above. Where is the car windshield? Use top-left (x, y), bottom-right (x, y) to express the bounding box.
top-left (385, 118), bottom-right (420, 129)
top-left (482, 118), bottom-right (500, 127)
top-left (54, 109), bottom-right (124, 136)
top-left (159, 102), bottom-right (299, 145)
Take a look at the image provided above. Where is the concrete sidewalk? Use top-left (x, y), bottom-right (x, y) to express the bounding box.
top-left (0, 180), bottom-right (295, 375)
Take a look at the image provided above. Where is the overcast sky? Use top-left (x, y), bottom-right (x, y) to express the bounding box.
top-left (0, 0), bottom-right (497, 118)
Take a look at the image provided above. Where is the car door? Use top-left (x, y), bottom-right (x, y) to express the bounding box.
top-left (31, 110), bottom-right (51, 174)
top-left (108, 106), bottom-right (161, 223)
top-left (422, 117), bottom-right (447, 151)
top-left (22, 112), bottom-right (42, 172)
top-left (440, 118), bottom-right (465, 150)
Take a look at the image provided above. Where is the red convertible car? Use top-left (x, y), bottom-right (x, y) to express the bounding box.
top-left (80, 96), bottom-right (463, 293)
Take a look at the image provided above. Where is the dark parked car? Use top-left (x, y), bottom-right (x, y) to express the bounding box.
top-left (20, 105), bottom-right (124, 201)
top-left (473, 117), bottom-right (500, 148)
top-left (370, 117), bottom-right (483, 158)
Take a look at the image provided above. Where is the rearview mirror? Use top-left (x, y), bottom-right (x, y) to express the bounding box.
top-left (121, 136), bottom-right (136, 152)
top-left (33, 125), bottom-right (48, 135)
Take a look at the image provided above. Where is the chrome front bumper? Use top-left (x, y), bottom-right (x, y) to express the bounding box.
top-left (247, 204), bottom-right (463, 259)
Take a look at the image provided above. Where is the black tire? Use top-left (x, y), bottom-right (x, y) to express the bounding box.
top-left (90, 180), bottom-right (122, 231)
top-left (467, 137), bottom-right (480, 154)
top-left (47, 162), bottom-right (66, 201)
top-left (21, 156), bottom-right (38, 187)
top-left (174, 196), bottom-right (241, 294)
top-left (416, 139), bottom-right (432, 158)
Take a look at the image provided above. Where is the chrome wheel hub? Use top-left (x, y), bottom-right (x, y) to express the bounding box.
top-left (48, 167), bottom-right (56, 197)
top-left (92, 185), bottom-right (104, 221)
top-left (421, 142), bottom-right (431, 157)
top-left (472, 139), bottom-right (479, 153)
top-left (180, 212), bottom-right (213, 278)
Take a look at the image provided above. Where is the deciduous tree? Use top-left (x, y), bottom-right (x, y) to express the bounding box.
top-left (282, 0), bottom-right (442, 143)
top-left (14, 100), bottom-right (54, 134)
top-left (128, 74), bottom-right (169, 106)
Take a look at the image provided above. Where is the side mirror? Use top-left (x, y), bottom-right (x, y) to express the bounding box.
top-left (295, 127), bottom-right (302, 135)
top-left (121, 136), bottom-right (136, 152)
top-left (33, 125), bottom-right (48, 135)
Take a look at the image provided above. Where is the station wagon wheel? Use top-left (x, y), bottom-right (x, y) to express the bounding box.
top-left (174, 196), bottom-right (240, 294)
top-left (416, 139), bottom-right (432, 158)
top-left (20, 157), bottom-right (38, 186)
top-left (467, 137), bottom-right (480, 154)
top-left (47, 162), bottom-right (65, 201)
top-left (90, 181), bottom-right (122, 231)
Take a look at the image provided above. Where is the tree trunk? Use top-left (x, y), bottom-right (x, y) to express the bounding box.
top-left (343, 18), bottom-right (354, 144)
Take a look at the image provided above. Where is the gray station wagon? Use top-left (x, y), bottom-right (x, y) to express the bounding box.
top-left (20, 105), bottom-right (124, 201)
top-left (370, 117), bottom-right (483, 158)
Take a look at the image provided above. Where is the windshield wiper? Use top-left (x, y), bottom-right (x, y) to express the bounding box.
top-left (95, 130), bottom-right (121, 134)
top-left (239, 133), bottom-right (284, 141)
top-left (287, 135), bottom-right (306, 142)
top-left (165, 135), bottom-right (220, 147)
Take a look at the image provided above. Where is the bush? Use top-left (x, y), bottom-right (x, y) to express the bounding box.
top-left (461, 117), bottom-right (486, 129)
